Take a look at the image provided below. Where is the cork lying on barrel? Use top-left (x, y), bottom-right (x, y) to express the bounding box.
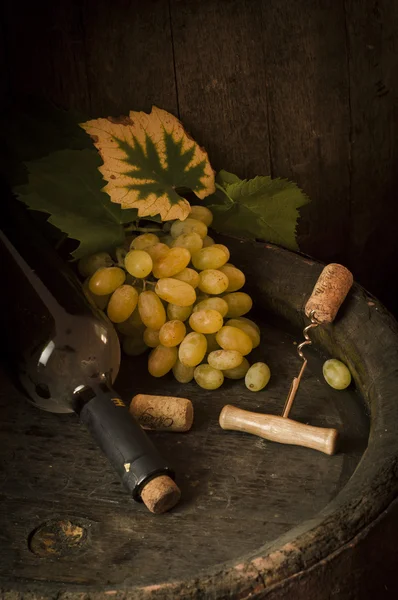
top-left (130, 394), bottom-right (194, 432)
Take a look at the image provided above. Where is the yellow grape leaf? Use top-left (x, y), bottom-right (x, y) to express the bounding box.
top-left (80, 107), bottom-right (215, 221)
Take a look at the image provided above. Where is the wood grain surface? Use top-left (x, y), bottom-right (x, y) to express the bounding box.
top-left (0, 317), bottom-right (368, 588)
top-left (1, 0), bottom-right (397, 313)
top-left (2, 237), bottom-right (398, 599)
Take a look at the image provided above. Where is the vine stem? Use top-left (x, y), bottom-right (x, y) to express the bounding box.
top-left (215, 183), bottom-right (234, 204)
top-left (124, 224), bottom-right (163, 233)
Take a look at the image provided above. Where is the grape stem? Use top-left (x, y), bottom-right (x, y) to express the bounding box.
top-left (124, 224), bottom-right (162, 233)
top-left (115, 247), bottom-right (127, 268)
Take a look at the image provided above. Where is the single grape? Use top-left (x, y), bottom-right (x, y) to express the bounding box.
top-left (223, 357), bottom-right (250, 379)
top-left (116, 309), bottom-right (145, 336)
top-left (193, 297), bottom-right (228, 317)
top-left (216, 326), bottom-right (253, 355)
top-left (89, 267), bottom-right (126, 295)
top-left (107, 285), bottom-right (139, 323)
top-left (194, 364), bottom-right (224, 390)
top-left (124, 249), bottom-right (153, 278)
top-left (208, 350), bottom-right (243, 370)
top-left (159, 320), bottom-right (186, 347)
top-left (226, 318), bottom-right (260, 348)
top-left (78, 252), bottom-right (113, 278)
top-left (130, 233), bottom-right (160, 250)
top-left (167, 303), bottom-right (193, 321)
top-left (198, 269), bottom-right (229, 295)
top-left (202, 235), bottom-right (215, 248)
top-left (212, 244), bottom-right (230, 262)
top-left (173, 267), bottom-right (200, 288)
top-left (219, 264), bottom-right (245, 292)
top-left (236, 316), bottom-right (260, 334)
top-left (189, 205), bottom-right (213, 226)
top-left (155, 278), bottom-right (196, 307)
top-left (179, 332), bottom-right (207, 367)
top-left (145, 243), bottom-right (170, 261)
top-left (245, 362), bottom-right (271, 391)
top-left (195, 292), bottom-right (210, 303)
top-left (171, 232), bottom-right (203, 254)
top-left (205, 332), bottom-right (221, 353)
top-left (162, 221), bottom-right (172, 233)
top-left (143, 328), bottom-right (161, 348)
top-left (170, 217), bottom-right (208, 240)
top-left (172, 359), bottom-right (195, 383)
top-left (323, 359), bottom-right (352, 390)
top-left (127, 306), bottom-right (145, 328)
top-left (191, 246), bottom-right (229, 270)
top-left (148, 345), bottom-right (178, 377)
top-left (82, 279), bottom-right (111, 310)
top-left (138, 290), bottom-right (167, 330)
top-left (189, 309), bottom-right (223, 334)
top-left (223, 292), bottom-right (253, 317)
top-left (122, 334), bottom-right (148, 356)
top-left (162, 234), bottom-right (174, 247)
top-left (152, 247), bottom-right (191, 279)
top-left (114, 246), bottom-right (127, 266)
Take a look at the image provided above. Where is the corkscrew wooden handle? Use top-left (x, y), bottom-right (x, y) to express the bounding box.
top-left (219, 405), bottom-right (338, 455)
top-left (305, 263), bottom-right (353, 324)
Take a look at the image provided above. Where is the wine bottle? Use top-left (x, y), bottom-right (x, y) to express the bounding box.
top-left (0, 196), bottom-right (180, 514)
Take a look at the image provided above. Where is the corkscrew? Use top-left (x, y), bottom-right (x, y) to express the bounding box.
top-left (281, 309), bottom-right (320, 418)
top-left (219, 264), bottom-right (354, 455)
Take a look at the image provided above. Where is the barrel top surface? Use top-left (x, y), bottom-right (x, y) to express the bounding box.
top-left (1, 239), bottom-right (398, 600)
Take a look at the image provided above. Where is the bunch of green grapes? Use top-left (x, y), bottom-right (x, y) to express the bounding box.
top-left (78, 206), bottom-right (270, 393)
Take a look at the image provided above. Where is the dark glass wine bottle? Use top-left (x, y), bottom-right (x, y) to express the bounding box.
top-left (0, 196), bottom-right (180, 513)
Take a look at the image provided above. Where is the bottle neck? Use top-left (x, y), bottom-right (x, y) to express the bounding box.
top-left (72, 380), bottom-right (121, 414)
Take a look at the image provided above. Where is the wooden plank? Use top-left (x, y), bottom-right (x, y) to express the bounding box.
top-left (170, 0), bottom-right (271, 178)
top-left (0, 292), bottom-right (367, 587)
top-left (260, 0), bottom-right (351, 263)
top-left (6, 238), bottom-right (398, 598)
top-left (345, 0), bottom-right (398, 313)
top-left (0, 497), bottom-right (290, 587)
top-left (0, 11), bottom-right (10, 110)
top-left (81, 0), bottom-right (178, 117)
top-left (2, 0), bottom-right (91, 113)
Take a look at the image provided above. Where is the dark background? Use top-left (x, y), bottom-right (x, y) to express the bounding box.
top-left (1, 0), bottom-right (397, 314)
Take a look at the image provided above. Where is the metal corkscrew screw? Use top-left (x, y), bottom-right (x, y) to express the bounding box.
top-left (282, 310), bottom-right (320, 418)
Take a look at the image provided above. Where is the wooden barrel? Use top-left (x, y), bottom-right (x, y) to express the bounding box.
top-left (1, 238), bottom-right (398, 599)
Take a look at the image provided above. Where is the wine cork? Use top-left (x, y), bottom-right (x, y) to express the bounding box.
top-left (305, 264), bottom-right (353, 324)
top-left (140, 475), bottom-right (181, 514)
top-left (130, 394), bottom-right (194, 432)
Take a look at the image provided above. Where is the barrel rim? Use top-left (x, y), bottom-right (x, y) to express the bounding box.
top-left (3, 240), bottom-right (398, 599)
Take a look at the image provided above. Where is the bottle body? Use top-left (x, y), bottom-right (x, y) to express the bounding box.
top-left (0, 210), bottom-right (120, 413)
top-left (0, 197), bottom-right (178, 509)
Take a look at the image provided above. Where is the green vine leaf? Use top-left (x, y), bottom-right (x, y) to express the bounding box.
top-left (80, 106), bottom-right (215, 221)
top-left (14, 149), bottom-right (139, 259)
top-left (204, 170), bottom-right (310, 251)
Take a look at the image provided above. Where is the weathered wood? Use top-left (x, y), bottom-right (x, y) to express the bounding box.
top-left (2, 239), bottom-right (398, 599)
top-left (2, 0), bottom-right (398, 315)
top-left (2, 0), bottom-right (91, 113)
top-left (0, 314), bottom-right (366, 589)
top-left (1, 0), bottom-right (398, 593)
top-left (170, 0), bottom-right (272, 178)
top-left (259, 0), bottom-right (351, 264)
top-left (345, 0), bottom-right (398, 316)
top-left (0, 15), bottom-right (10, 111)
top-left (81, 0), bottom-right (178, 117)
top-left (253, 495), bottom-right (398, 599)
